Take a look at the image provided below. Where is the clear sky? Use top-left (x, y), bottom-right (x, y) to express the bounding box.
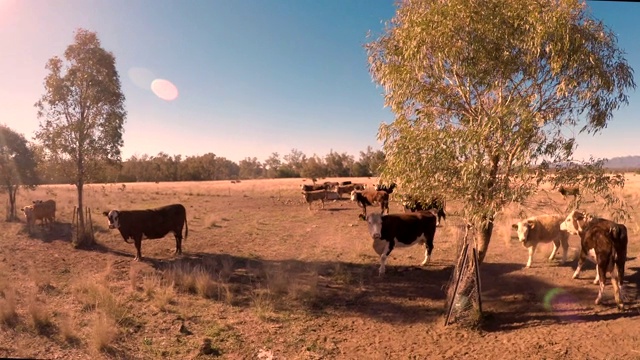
top-left (0, 0), bottom-right (638, 163)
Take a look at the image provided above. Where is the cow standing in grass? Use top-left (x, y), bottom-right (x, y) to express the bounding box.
top-left (22, 199), bottom-right (56, 232)
top-left (512, 214), bottom-right (570, 268)
top-left (103, 203), bottom-right (188, 261)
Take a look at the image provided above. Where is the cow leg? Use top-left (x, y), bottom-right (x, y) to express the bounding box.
top-left (321, 199), bottom-right (324, 209)
top-left (572, 248), bottom-right (588, 279)
top-left (560, 234), bottom-right (569, 263)
top-left (421, 236), bottom-right (434, 266)
top-left (526, 245), bottom-right (536, 268)
top-left (174, 233), bottom-right (183, 256)
top-left (548, 240), bottom-right (559, 261)
top-left (594, 265), bottom-right (605, 305)
top-left (134, 237), bottom-right (143, 261)
top-left (611, 265), bottom-right (624, 309)
top-left (379, 242), bottom-right (393, 276)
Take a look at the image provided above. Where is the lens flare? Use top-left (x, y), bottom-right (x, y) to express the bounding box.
top-left (151, 79), bottom-right (179, 101)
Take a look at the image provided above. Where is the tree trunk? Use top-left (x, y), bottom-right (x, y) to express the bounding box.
top-left (475, 217), bottom-right (494, 264)
top-left (6, 185), bottom-right (18, 222)
top-left (76, 180), bottom-right (93, 246)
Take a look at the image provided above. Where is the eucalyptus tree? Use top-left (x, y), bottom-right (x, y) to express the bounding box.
top-left (0, 125), bottom-right (39, 221)
top-left (367, 0), bottom-right (635, 262)
top-left (35, 29), bottom-right (126, 245)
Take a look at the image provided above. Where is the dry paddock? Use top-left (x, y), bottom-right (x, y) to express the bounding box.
top-left (1, 177), bottom-right (640, 359)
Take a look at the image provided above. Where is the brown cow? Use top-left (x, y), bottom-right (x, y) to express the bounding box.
top-left (103, 203), bottom-right (188, 261)
top-left (21, 199), bottom-right (56, 231)
top-left (560, 210), bottom-right (627, 309)
top-left (512, 214), bottom-right (571, 268)
top-left (558, 185), bottom-right (580, 200)
top-left (351, 190), bottom-right (389, 218)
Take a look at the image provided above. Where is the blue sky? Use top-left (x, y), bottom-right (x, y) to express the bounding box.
top-left (0, 0), bottom-right (638, 163)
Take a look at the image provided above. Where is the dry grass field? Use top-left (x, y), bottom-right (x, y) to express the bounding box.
top-left (1, 176), bottom-right (640, 359)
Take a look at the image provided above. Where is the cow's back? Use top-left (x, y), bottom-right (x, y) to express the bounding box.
top-left (529, 214), bottom-right (565, 240)
top-left (381, 212), bottom-right (437, 245)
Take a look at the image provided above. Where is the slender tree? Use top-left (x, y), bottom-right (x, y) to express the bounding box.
top-left (367, 0), bottom-right (635, 262)
top-left (35, 28), bottom-right (126, 245)
top-left (0, 125), bottom-right (39, 221)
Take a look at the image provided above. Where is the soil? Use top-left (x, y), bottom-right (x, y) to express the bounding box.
top-left (0, 177), bottom-right (639, 360)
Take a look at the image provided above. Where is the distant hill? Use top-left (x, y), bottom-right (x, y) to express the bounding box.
top-left (603, 155), bottom-right (640, 169)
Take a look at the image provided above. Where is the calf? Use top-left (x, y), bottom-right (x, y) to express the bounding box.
top-left (560, 210), bottom-right (627, 309)
top-left (402, 196), bottom-right (447, 226)
top-left (21, 199), bottom-right (56, 231)
top-left (365, 211), bottom-right (437, 275)
top-left (103, 203), bottom-right (188, 261)
top-left (301, 190), bottom-right (329, 210)
top-left (350, 190), bottom-right (389, 218)
top-left (512, 214), bottom-right (570, 268)
top-left (558, 185), bottom-right (580, 200)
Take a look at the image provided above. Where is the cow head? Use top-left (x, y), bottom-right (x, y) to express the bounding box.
top-left (21, 205), bottom-right (35, 224)
top-left (560, 210), bottom-right (587, 235)
top-left (366, 212), bottom-right (384, 241)
top-left (103, 210), bottom-right (120, 229)
top-left (512, 219), bottom-right (535, 244)
top-left (350, 190), bottom-right (359, 202)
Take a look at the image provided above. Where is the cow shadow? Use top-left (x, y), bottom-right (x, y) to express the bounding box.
top-left (143, 251), bottom-right (455, 325)
top-left (24, 222), bottom-right (73, 243)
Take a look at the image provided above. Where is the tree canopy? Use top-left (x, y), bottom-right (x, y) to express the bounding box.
top-left (366, 0), bottom-right (635, 262)
top-left (0, 125), bottom-right (39, 221)
top-left (34, 28), bottom-right (126, 244)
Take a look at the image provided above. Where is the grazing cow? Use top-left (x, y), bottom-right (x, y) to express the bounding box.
top-left (558, 185), bottom-right (580, 200)
top-left (335, 184), bottom-right (356, 198)
top-left (21, 199), bottom-right (56, 231)
top-left (102, 203), bottom-right (188, 261)
top-left (560, 210), bottom-right (627, 308)
top-left (375, 182), bottom-right (397, 194)
top-left (351, 190), bottom-right (389, 218)
top-left (402, 196), bottom-right (447, 226)
top-left (365, 211), bottom-right (437, 275)
top-left (301, 190), bottom-right (331, 210)
top-left (512, 214), bottom-right (570, 268)
top-left (300, 184), bottom-right (328, 192)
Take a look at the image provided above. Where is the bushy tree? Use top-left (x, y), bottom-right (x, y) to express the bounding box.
top-left (367, 0), bottom-right (635, 262)
top-left (35, 28), bottom-right (126, 245)
top-left (0, 125), bottom-right (39, 221)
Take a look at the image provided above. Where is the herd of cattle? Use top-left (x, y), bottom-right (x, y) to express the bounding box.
top-left (18, 183), bottom-right (630, 309)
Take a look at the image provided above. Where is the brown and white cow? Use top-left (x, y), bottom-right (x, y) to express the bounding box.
top-left (301, 184), bottom-right (328, 192)
top-left (512, 214), bottom-right (570, 268)
top-left (365, 211), bottom-right (437, 275)
top-left (103, 203), bottom-right (188, 261)
top-left (560, 210), bottom-right (627, 309)
top-left (351, 190), bottom-right (389, 218)
top-left (21, 199), bottom-right (56, 231)
top-left (301, 190), bottom-right (337, 210)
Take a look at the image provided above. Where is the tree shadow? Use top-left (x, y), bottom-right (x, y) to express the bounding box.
top-left (143, 251), bottom-right (455, 325)
top-left (478, 261), bottom-right (640, 332)
top-left (25, 222), bottom-right (73, 243)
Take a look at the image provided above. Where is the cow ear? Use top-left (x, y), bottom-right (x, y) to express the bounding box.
top-left (527, 220), bottom-right (536, 229)
top-left (102, 211), bottom-right (109, 216)
top-left (511, 223), bottom-right (518, 230)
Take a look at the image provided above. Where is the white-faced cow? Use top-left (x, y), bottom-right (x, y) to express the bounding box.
top-left (103, 203), bottom-right (188, 261)
top-left (365, 211), bottom-right (437, 275)
top-left (560, 210), bottom-right (627, 309)
top-left (512, 214), bottom-right (570, 268)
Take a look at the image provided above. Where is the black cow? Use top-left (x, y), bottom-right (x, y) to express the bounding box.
top-left (365, 211), bottom-right (437, 275)
top-left (102, 203), bottom-right (188, 261)
top-left (375, 182), bottom-right (397, 194)
top-left (402, 196), bottom-right (447, 226)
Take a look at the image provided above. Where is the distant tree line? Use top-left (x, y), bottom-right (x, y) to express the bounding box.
top-left (32, 146), bottom-right (385, 184)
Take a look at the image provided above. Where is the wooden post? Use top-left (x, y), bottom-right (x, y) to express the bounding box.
top-left (87, 207), bottom-right (95, 241)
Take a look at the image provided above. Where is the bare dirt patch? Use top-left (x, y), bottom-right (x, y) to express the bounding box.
top-left (1, 177), bottom-right (639, 359)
